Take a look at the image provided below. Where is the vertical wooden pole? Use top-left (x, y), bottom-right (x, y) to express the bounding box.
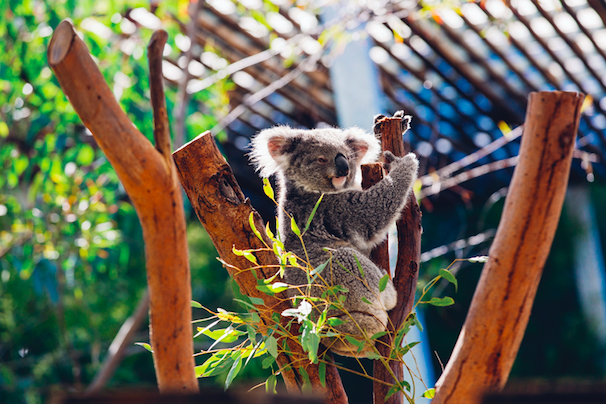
top-left (370, 113), bottom-right (422, 404)
top-left (433, 91), bottom-right (584, 404)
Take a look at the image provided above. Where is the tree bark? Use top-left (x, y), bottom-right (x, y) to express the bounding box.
top-left (433, 91), bottom-right (585, 404)
top-left (48, 21), bottom-right (198, 393)
top-left (173, 132), bottom-right (348, 403)
top-left (371, 113), bottom-right (422, 404)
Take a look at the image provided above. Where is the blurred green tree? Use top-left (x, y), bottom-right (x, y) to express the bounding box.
top-left (0, 1), bottom-right (231, 402)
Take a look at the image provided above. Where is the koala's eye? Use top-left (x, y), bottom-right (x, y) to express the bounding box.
top-left (317, 156), bottom-right (328, 164)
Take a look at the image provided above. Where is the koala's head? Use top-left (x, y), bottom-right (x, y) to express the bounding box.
top-left (250, 126), bottom-right (381, 193)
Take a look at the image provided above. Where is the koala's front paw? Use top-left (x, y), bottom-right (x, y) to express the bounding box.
top-left (401, 152), bottom-right (419, 173)
top-left (382, 151), bottom-right (419, 174)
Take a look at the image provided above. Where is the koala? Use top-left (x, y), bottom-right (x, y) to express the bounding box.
top-left (250, 126), bottom-right (419, 357)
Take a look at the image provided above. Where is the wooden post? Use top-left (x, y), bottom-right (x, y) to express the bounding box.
top-left (370, 113), bottom-right (422, 404)
top-left (47, 21), bottom-right (198, 393)
top-left (173, 132), bottom-right (348, 404)
top-left (433, 91), bottom-right (584, 404)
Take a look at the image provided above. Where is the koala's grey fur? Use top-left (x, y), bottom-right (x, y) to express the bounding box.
top-left (250, 126), bottom-right (419, 357)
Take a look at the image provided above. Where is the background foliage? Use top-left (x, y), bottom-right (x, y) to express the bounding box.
top-left (0, 1), bottom-right (232, 402)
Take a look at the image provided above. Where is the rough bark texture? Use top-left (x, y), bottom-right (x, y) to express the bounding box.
top-left (173, 132), bottom-right (348, 404)
top-left (361, 164), bottom-right (390, 273)
top-left (433, 91), bottom-right (584, 404)
top-left (48, 21), bottom-right (198, 393)
top-left (370, 114), bottom-right (422, 404)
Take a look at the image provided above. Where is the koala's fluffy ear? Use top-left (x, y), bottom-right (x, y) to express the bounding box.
top-left (345, 128), bottom-right (381, 165)
top-left (250, 126), bottom-right (295, 178)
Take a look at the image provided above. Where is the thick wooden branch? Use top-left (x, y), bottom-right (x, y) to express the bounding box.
top-left (371, 113), bottom-right (422, 404)
top-left (48, 21), bottom-right (198, 393)
top-left (173, 132), bottom-right (347, 403)
top-left (361, 164), bottom-right (390, 273)
top-left (148, 30), bottom-right (173, 164)
top-left (433, 91), bottom-right (584, 404)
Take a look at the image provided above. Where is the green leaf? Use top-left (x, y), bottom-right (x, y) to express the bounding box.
top-left (191, 300), bottom-right (203, 308)
top-left (270, 282), bottom-right (289, 293)
top-left (233, 298), bottom-right (257, 311)
top-left (327, 317), bottom-right (347, 327)
top-left (385, 384), bottom-right (401, 400)
top-left (255, 284), bottom-right (275, 296)
top-left (427, 296), bottom-right (455, 307)
top-left (439, 268), bottom-right (458, 292)
top-left (203, 327), bottom-right (246, 343)
top-left (354, 254), bottom-right (365, 278)
top-left (379, 274), bottom-right (390, 292)
top-left (247, 326), bottom-right (256, 344)
top-left (345, 335), bottom-right (365, 353)
top-left (301, 324), bottom-right (320, 363)
top-left (299, 366), bottom-right (312, 394)
top-left (303, 193), bottom-right (324, 233)
top-left (135, 342), bottom-right (152, 352)
top-left (249, 212), bottom-right (264, 242)
top-left (422, 388), bottom-right (436, 398)
top-left (262, 355), bottom-right (276, 369)
top-left (361, 297), bottom-right (372, 305)
top-left (311, 259), bottom-right (329, 276)
top-left (266, 373), bottom-right (277, 394)
top-left (194, 365), bottom-right (206, 378)
top-left (249, 296), bottom-right (265, 305)
top-left (194, 319), bottom-right (221, 339)
top-left (224, 356), bottom-right (242, 390)
top-left (266, 336), bottom-right (278, 358)
top-left (318, 361), bottom-right (326, 388)
top-left (366, 351), bottom-right (381, 360)
top-left (290, 216), bottom-right (301, 237)
top-left (263, 177), bottom-right (275, 200)
top-left (232, 246), bottom-right (257, 264)
top-left (265, 222), bottom-right (276, 241)
top-left (398, 341), bottom-right (420, 356)
top-left (332, 285), bottom-right (349, 294)
top-left (412, 314), bottom-right (423, 332)
top-left (370, 331), bottom-right (387, 340)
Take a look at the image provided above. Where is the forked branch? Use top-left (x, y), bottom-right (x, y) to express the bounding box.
top-left (48, 21), bottom-right (198, 393)
top-left (173, 132), bottom-right (347, 403)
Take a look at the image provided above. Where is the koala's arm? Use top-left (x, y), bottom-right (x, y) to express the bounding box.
top-left (322, 152), bottom-right (419, 243)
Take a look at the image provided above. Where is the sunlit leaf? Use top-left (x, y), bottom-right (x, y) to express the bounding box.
top-left (427, 296), bottom-right (455, 307)
top-left (262, 177), bottom-right (274, 200)
top-left (266, 373), bottom-right (277, 394)
top-left (439, 268), bottom-right (458, 292)
top-left (290, 216), bottom-right (301, 237)
top-left (379, 274), bottom-right (390, 292)
top-left (422, 388), bottom-right (436, 398)
top-left (266, 335), bottom-right (278, 358)
top-left (224, 355), bottom-right (242, 390)
top-left (135, 342), bottom-right (153, 352)
top-left (303, 193), bottom-right (323, 233)
top-left (318, 361), bottom-right (326, 388)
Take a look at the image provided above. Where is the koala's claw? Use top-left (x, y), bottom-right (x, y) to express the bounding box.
top-left (383, 151), bottom-right (397, 162)
top-left (382, 151), bottom-right (419, 174)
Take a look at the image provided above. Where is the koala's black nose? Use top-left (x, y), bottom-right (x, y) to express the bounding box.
top-left (335, 153), bottom-right (349, 177)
